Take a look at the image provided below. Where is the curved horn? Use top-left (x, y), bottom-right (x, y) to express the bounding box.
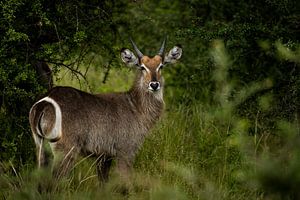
top-left (158, 37), bottom-right (167, 57)
top-left (130, 38), bottom-right (143, 59)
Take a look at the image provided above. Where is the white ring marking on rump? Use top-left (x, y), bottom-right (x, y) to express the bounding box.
top-left (31, 96), bottom-right (62, 141)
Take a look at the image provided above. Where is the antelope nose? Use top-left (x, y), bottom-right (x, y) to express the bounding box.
top-left (149, 82), bottom-right (160, 91)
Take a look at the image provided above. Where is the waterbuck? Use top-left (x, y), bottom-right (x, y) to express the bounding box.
top-left (29, 39), bottom-right (182, 182)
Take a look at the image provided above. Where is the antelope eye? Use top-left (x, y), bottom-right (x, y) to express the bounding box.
top-left (140, 66), bottom-right (146, 71)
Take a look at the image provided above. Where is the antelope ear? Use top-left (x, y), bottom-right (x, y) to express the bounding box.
top-left (120, 48), bottom-right (139, 66)
top-left (163, 45), bottom-right (182, 64)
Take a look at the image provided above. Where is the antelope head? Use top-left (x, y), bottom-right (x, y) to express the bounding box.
top-left (121, 38), bottom-right (182, 92)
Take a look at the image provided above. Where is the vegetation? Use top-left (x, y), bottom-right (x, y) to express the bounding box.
top-left (0, 0), bottom-right (299, 199)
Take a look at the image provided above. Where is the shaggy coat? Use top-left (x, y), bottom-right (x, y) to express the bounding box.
top-left (29, 41), bottom-right (182, 182)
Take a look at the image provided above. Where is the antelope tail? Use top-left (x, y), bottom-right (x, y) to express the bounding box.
top-left (29, 96), bottom-right (62, 167)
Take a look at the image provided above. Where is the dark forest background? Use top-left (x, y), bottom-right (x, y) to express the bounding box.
top-left (0, 0), bottom-right (299, 199)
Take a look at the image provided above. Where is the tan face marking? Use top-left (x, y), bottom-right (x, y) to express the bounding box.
top-left (140, 55), bottom-right (163, 85)
top-left (138, 55), bottom-right (164, 91)
top-left (141, 55), bottom-right (162, 69)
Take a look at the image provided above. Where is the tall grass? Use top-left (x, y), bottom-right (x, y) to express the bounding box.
top-left (0, 104), bottom-right (253, 200)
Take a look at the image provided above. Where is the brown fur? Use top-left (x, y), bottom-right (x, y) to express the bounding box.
top-left (29, 43), bottom-right (182, 183)
top-left (140, 55), bottom-right (163, 85)
top-left (141, 55), bottom-right (162, 69)
top-left (29, 71), bottom-right (164, 182)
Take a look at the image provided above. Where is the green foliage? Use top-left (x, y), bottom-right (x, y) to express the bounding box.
top-left (179, 0), bottom-right (299, 116)
top-left (0, 0), bottom-right (130, 166)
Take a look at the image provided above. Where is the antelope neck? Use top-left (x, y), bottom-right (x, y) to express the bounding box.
top-left (128, 73), bottom-right (164, 116)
